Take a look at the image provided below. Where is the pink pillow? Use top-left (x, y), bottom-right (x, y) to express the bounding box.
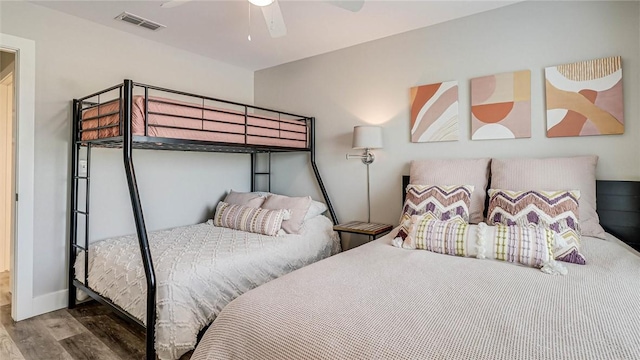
top-left (262, 194), bottom-right (312, 235)
top-left (223, 190), bottom-right (264, 208)
top-left (397, 184), bottom-right (473, 241)
top-left (410, 158), bottom-right (491, 224)
top-left (490, 156), bottom-right (604, 239)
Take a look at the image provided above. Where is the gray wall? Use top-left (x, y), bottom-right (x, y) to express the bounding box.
top-left (255, 1), bottom-right (640, 248)
top-left (0, 2), bottom-right (254, 297)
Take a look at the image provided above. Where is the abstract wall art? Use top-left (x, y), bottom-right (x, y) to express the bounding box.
top-left (471, 70), bottom-right (531, 140)
top-left (410, 81), bottom-right (459, 143)
top-left (545, 56), bottom-right (624, 137)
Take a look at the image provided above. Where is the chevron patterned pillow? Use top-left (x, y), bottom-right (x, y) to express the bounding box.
top-left (487, 189), bottom-right (586, 265)
top-left (397, 184), bottom-right (474, 242)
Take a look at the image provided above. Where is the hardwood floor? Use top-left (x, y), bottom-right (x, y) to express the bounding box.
top-left (0, 271), bottom-right (10, 306)
top-left (0, 301), bottom-right (193, 360)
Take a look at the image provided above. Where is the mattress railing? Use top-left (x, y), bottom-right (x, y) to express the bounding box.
top-left (88, 81), bottom-right (311, 151)
top-left (69, 79), bottom-right (339, 360)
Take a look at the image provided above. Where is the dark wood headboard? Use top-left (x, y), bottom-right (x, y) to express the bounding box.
top-left (401, 175), bottom-right (640, 249)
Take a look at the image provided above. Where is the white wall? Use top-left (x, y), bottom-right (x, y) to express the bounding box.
top-left (255, 1), bottom-right (640, 239)
top-left (0, 1), bottom-right (254, 300)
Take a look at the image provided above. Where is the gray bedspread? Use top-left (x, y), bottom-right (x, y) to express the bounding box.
top-left (192, 232), bottom-right (640, 360)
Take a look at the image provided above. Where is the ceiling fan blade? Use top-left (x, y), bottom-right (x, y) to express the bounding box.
top-left (327, 0), bottom-right (364, 12)
top-left (260, 0), bottom-right (287, 38)
top-left (160, 0), bottom-right (192, 9)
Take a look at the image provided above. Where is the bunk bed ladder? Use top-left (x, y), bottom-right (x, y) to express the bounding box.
top-left (251, 151), bottom-right (272, 192)
top-left (69, 99), bottom-right (90, 309)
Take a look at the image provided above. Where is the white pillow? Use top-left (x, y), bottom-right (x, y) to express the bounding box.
top-left (305, 200), bottom-right (328, 221)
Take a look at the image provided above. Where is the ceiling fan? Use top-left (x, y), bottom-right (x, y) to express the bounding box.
top-left (160, 0), bottom-right (365, 38)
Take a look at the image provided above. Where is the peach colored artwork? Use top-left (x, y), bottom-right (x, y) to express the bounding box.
top-left (545, 56), bottom-right (624, 137)
top-left (410, 81), bottom-right (459, 143)
top-left (471, 70), bottom-right (531, 140)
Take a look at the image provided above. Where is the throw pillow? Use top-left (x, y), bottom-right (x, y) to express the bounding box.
top-left (213, 201), bottom-right (287, 236)
top-left (487, 189), bottom-right (586, 265)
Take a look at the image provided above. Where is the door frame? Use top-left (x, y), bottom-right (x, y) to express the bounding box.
top-left (0, 69), bottom-right (13, 274)
top-left (0, 33), bottom-right (36, 321)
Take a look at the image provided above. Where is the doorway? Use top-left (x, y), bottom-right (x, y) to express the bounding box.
top-left (0, 50), bottom-right (15, 309)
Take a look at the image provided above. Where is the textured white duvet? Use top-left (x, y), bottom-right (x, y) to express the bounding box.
top-left (75, 215), bottom-right (339, 360)
top-left (193, 231), bottom-right (640, 360)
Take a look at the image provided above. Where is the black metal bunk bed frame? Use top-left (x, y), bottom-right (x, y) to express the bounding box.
top-left (68, 79), bottom-right (338, 360)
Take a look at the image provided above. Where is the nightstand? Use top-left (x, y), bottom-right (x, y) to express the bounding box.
top-left (333, 221), bottom-right (394, 242)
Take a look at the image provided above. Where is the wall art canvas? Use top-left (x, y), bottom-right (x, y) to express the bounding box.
top-left (471, 70), bottom-right (531, 140)
top-left (410, 81), bottom-right (458, 143)
top-left (545, 56), bottom-right (624, 137)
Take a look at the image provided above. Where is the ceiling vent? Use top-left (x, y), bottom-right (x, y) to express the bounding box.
top-left (115, 12), bottom-right (166, 31)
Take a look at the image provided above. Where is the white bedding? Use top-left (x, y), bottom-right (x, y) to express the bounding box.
top-left (192, 230), bottom-right (640, 360)
top-left (74, 215), bottom-right (339, 360)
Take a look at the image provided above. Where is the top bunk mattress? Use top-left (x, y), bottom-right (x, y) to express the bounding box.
top-left (80, 95), bottom-right (309, 149)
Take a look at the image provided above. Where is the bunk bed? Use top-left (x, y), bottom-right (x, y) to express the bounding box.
top-left (68, 79), bottom-right (339, 360)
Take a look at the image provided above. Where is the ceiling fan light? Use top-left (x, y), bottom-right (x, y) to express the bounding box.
top-left (248, 0), bottom-right (274, 7)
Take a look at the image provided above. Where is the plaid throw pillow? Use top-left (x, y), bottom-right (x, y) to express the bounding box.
top-left (396, 184), bottom-right (473, 242)
top-left (213, 201), bottom-right (287, 236)
top-left (487, 189), bottom-right (585, 265)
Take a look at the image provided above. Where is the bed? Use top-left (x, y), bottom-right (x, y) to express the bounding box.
top-left (191, 158), bottom-right (640, 360)
top-left (191, 231), bottom-right (640, 360)
top-left (69, 80), bottom-right (339, 360)
top-left (75, 215), bottom-right (339, 360)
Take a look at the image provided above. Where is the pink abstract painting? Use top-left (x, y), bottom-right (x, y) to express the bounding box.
top-left (410, 81), bottom-right (458, 143)
top-left (471, 70), bottom-right (531, 140)
top-left (545, 56), bottom-right (624, 137)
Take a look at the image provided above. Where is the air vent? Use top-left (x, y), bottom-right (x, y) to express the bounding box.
top-left (115, 12), bottom-right (166, 31)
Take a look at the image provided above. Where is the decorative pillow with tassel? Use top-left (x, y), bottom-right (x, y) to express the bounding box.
top-left (213, 201), bottom-right (290, 236)
top-left (392, 216), bottom-right (566, 275)
top-left (396, 184), bottom-right (473, 243)
top-left (487, 189), bottom-right (586, 265)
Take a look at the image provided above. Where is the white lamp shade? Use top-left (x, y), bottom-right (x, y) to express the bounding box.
top-left (248, 0), bottom-right (274, 6)
top-left (352, 126), bottom-right (383, 149)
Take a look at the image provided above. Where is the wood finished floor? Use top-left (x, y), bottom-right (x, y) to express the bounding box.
top-left (0, 301), bottom-right (193, 360)
top-left (0, 271), bottom-right (10, 307)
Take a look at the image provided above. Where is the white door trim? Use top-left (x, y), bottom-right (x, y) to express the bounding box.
top-left (0, 33), bottom-right (36, 321)
top-left (0, 71), bottom-right (13, 273)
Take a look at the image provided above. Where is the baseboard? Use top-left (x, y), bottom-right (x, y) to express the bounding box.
top-left (32, 289), bottom-right (68, 317)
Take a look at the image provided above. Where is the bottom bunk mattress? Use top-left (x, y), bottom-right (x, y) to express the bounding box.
top-left (74, 215), bottom-right (339, 360)
top-left (192, 231), bottom-right (640, 360)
